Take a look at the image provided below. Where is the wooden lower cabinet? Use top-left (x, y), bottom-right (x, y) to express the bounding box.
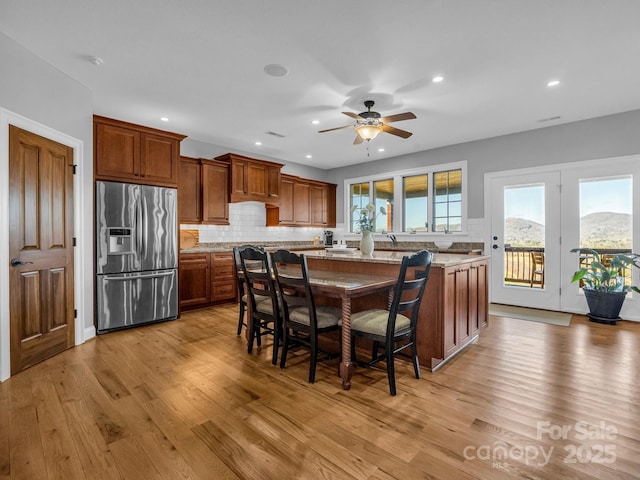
top-left (425, 259), bottom-right (489, 370)
top-left (179, 254), bottom-right (211, 308)
top-left (179, 252), bottom-right (236, 310)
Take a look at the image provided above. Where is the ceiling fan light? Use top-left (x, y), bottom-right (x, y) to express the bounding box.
top-left (355, 124), bottom-right (382, 141)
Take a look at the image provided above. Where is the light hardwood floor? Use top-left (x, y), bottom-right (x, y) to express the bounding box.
top-left (1, 305), bottom-right (639, 479)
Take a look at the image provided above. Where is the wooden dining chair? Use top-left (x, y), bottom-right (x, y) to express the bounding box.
top-left (350, 250), bottom-right (433, 396)
top-left (271, 250), bottom-right (341, 383)
top-left (239, 246), bottom-right (281, 365)
top-left (233, 244), bottom-right (263, 335)
top-left (530, 251), bottom-right (545, 288)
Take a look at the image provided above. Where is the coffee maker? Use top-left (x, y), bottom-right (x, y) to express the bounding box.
top-left (323, 230), bottom-right (333, 246)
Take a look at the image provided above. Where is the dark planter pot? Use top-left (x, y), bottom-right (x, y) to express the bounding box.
top-left (583, 289), bottom-right (627, 325)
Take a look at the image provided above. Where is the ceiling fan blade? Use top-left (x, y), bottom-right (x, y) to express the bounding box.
top-left (380, 112), bottom-right (416, 123)
top-left (342, 111), bottom-right (363, 120)
top-left (318, 125), bottom-right (354, 133)
top-left (353, 134), bottom-right (364, 145)
top-left (382, 124), bottom-right (413, 139)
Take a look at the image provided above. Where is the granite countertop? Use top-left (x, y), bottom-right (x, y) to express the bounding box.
top-left (180, 240), bottom-right (484, 255)
top-left (298, 249), bottom-right (489, 267)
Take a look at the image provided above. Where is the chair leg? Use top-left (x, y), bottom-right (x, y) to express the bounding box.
top-left (248, 319), bottom-right (256, 354)
top-left (411, 340), bottom-right (420, 379)
top-left (387, 345), bottom-right (397, 396)
top-left (237, 302), bottom-right (246, 335)
top-left (280, 328), bottom-right (289, 369)
top-left (371, 340), bottom-right (380, 361)
top-left (271, 321), bottom-right (279, 365)
top-left (309, 334), bottom-right (318, 383)
top-left (350, 336), bottom-right (357, 363)
top-left (256, 321), bottom-right (262, 347)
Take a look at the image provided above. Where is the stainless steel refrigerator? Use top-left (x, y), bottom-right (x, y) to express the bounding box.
top-left (96, 181), bottom-right (178, 333)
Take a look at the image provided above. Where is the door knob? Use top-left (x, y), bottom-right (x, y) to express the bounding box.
top-left (10, 258), bottom-right (33, 267)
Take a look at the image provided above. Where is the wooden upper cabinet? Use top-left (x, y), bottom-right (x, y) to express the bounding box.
top-left (178, 156), bottom-right (229, 225)
top-left (293, 182), bottom-right (311, 225)
top-left (178, 156), bottom-right (203, 223)
top-left (94, 115), bottom-right (186, 187)
top-left (202, 160), bottom-right (229, 224)
top-left (215, 153), bottom-right (283, 205)
top-left (266, 174), bottom-right (336, 227)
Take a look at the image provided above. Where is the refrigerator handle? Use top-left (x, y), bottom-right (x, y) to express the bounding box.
top-left (137, 198), bottom-right (144, 260)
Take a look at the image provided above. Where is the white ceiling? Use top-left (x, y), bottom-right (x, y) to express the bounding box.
top-left (2, 0), bottom-right (640, 169)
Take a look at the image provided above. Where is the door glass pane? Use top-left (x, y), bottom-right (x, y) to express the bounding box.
top-left (503, 183), bottom-right (545, 289)
top-left (403, 174), bottom-right (428, 232)
top-left (433, 169), bottom-right (462, 232)
top-left (579, 176), bottom-right (633, 288)
top-left (350, 182), bottom-right (369, 232)
top-left (373, 179), bottom-right (393, 232)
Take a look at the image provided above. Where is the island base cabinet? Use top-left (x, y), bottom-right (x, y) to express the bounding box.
top-left (420, 259), bottom-right (489, 370)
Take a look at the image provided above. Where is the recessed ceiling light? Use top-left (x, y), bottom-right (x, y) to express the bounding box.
top-left (160, 117), bottom-right (169, 122)
top-left (88, 56), bottom-right (103, 66)
top-left (547, 80), bottom-right (560, 87)
top-left (432, 75), bottom-right (444, 83)
top-left (378, 148), bottom-right (385, 152)
top-left (306, 155), bottom-right (312, 159)
top-left (264, 64), bottom-right (289, 77)
top-left (311, 120), bottom-right (319, 125)
top-left (255, 141), bottom-right (262, 146)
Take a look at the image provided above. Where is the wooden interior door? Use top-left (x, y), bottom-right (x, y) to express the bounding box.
top-left (9, 125), bottom-right (75, 375)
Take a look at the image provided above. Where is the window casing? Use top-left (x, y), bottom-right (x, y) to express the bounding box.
top-left (345, 162), bottom-right (467, 234)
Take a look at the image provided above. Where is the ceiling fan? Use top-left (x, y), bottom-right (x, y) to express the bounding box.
top-left (318, 100), bottom-right (416, 144)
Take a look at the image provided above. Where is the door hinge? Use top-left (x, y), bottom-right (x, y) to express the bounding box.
top-left (74, 309), bottom-right (77, 319)
top-left (72, 237), bottom-right (77, 247)
top-left (559, 287), bottom-right (562, 296)
top-left (69, 164), bottom-right (77, 175)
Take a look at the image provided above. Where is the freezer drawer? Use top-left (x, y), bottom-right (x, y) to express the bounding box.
top-left (97, 269), bottom-right (178, 333)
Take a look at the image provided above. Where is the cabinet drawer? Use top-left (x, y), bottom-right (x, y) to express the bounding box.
top-left (213, 264), bottom-right (235, 277)
top-left (212, 281), bottom-right (236, 300)
top-left (180, 253), bottom-right (209, 264)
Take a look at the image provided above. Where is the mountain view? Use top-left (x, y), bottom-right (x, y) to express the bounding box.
top-left (505, 212), bottom-right (631, 248)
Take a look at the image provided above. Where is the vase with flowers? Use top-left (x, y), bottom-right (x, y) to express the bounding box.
top-left (351, 203), bottom-right (386, 255)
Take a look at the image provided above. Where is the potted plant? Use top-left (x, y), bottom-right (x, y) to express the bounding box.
top-left (570, 248), bottom-right (640, 324)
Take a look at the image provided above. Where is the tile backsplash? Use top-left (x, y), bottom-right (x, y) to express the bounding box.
top-left (181, 201), bottom-right (486, 245)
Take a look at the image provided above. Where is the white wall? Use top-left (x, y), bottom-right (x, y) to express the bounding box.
top-left (0, 33), bottom-right (94, 380)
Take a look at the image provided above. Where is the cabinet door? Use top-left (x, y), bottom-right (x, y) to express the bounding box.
top-left (456, 264), bottom-right (472, 346)
top-left (95, 122), bottom-right (141, 180)
top-left (267, 166), bottom-right (280, 200)
top-left (230, 159), bottom-right (247, 196)
top-left (293, 182), bottom-right (311, 224)
top-left (202, 161), bottom-right (229, 224)
top-left (443, 267), bottom-right (459, 357)
top-left (179, 254), bottom-right (211, 307)
top-left (247, 162), bottom-right (268, 197)
top-left (278, 177), bottom-right (295, 224)
top-left (178, 157), bottom-right (202, 223)
top-left (470, 260), bottom-right (489, 335)
top-left (310, 184), bottom-right (327, 226)
top-left (140, 133), bottom-right (179, 186)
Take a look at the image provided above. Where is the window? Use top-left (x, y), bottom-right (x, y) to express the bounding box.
top-left (345, 162), bottom-right (466, 233)
top-left (433, 169), bottom-right (462, 232)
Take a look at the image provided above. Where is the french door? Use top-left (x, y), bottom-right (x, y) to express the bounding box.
top-left (487, 156), bottom-right (640, 320)
top-left (489, 172), bottom-right (561, 309)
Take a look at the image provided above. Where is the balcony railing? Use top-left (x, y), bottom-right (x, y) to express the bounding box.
top-left (503, 246), bottom-right (632, 288)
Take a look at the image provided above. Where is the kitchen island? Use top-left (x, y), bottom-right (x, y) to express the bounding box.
top-left (299, 249), bottom-right (489, 371)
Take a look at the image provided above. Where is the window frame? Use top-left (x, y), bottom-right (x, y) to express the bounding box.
top-left (343, 161), bottom-right (468, 235)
